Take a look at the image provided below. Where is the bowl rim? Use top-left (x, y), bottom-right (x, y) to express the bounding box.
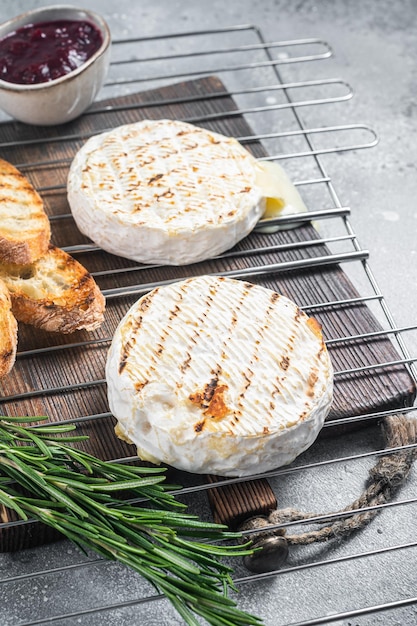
top-left (0, 4), bottom-right (111, 92)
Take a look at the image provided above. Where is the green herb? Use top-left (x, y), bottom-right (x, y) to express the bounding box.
top-left (0, 416), bottom-right (262, 626)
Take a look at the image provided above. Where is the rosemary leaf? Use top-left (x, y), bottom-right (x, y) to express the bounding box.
top-left (169, 595), bottom-right (203, 626)
top-left (0, 417), bottom-right (262, 626)
top-left (152, 545), bottom-right (202, 575)
top-left (0, 415), bottom-right (49, 424)
top-left (0, 488), bottom-right (28, 520)
top-left (89, 476), bottom-right (166, 491)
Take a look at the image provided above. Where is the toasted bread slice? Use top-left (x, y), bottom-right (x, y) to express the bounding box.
top-left (0, 158), bottom-right (51, 265)
top-left (0, 246), bottom-right (105, 334)
top-left (0, 278), bottom-right (18, 378)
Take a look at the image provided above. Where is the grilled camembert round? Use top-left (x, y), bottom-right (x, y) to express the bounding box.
top-left (106, 275), bottom-right (333, 477)
top-left (68, 119), bottom-right (268, 265)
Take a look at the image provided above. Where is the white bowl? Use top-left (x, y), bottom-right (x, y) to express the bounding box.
top-left (0, 5), bottom-right (111, 126)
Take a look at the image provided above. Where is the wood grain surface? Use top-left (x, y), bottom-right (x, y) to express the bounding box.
top-left (0, 76), bottom-right (415, 549)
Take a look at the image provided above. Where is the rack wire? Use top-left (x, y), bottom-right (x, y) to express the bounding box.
top-left (1, 25), bottom-right (417, 626)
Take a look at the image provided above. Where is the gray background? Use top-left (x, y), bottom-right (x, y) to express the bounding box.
top-left (0, 1), bottom-right (416, 625)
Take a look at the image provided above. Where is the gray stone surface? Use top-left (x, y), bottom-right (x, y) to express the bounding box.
top-left (0, 1), bottom-right (416, 625)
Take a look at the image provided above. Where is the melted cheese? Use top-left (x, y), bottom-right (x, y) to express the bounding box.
top-left (255, 160), bottom-right (307, 232)
top-left (106, 275), bottom-right (333, 477)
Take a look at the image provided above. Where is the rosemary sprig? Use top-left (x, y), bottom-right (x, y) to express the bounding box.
top-left (0, 416), bottom-right (262, 626)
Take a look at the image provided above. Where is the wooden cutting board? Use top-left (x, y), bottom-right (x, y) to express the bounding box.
top-left (0, 76), bottom-right (415, 550)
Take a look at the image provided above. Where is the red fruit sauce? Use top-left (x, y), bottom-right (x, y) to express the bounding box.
top-left (0, 19), bottom-right (103, 85)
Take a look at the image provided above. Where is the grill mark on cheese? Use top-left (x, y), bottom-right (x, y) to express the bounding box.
top-left (194, 420), bottom-right (205, 433)
top-left (179, 280), bottom-right (219, 379)
top-left (205, 383), bottom-right (229, 419)
top-left (77, 120), bottom-right (260, 228)
top-left (190, 377), bottom-right (229, 420)
top-left (306, 369), bottom-right (319, 397)
top-left (234, 287), bottom-right (282, 420)
top-left (155, 299), bottom-right (182, 362)
top-left (118, 291), bottom-right (155, 374)
top-left (186, 285), bottom-right (237, 428)
top-left (182, 277), bottom-right (249, 430)
top-left (116, 276), bottom-right (331, 439)
top-left (120, 285), bottom-right (188, 385)
top-left (279, 355), bottom-right (290, 370)
top-left (266, 301), bottom-right (305, 413)
top-left (306, 316), bottom-right (323, 338)
top-left (208, 280), bottom-right (249, 415)
top-left (148, 173), bottom-right (164, 185)
top-left (157, 189), bottom-right (174, 202)
top-left (185, 279), bottom-right (262, 430)
top-left (303, 318), bottom-right (326, 410)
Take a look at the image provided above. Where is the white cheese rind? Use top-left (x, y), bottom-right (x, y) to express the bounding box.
top-left (106, 275), bottom-right (333, 477)
top-left (67, 119), bottom-right (265, 265)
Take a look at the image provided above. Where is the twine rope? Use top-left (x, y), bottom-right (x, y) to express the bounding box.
top-left (241, 415), bottom-right (417, 547)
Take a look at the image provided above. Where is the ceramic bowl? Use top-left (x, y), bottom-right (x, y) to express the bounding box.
top-left (0, 5), bottom-right (111, 126)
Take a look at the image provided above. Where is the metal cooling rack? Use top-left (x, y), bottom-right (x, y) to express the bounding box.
top-left (1, 25), bottom-right (417, 626)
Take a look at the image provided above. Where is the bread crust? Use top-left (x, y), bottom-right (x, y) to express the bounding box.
top-left (0, 158), bottom-right (51, 264)
top-left (0, 277), bottom-right (17, 378)
top-left (0, 246), bottom-right (105, 333)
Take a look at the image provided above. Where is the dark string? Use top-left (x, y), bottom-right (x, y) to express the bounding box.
top-left (240, 414), bottom-right (417, 547)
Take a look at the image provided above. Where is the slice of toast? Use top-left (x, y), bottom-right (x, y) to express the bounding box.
top-left (0, 158), bottom-right (51, 264)
top-left (0, 246), bottom-right (105, 334)
top-left (0, 278), bottom-right (18, 378)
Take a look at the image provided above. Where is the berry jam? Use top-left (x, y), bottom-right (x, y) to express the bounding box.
top-left (0, 19), bottom-right (103, 85)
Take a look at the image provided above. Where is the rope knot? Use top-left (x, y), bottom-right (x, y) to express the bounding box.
top-left (370, 452), bottom-right (414, 487)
